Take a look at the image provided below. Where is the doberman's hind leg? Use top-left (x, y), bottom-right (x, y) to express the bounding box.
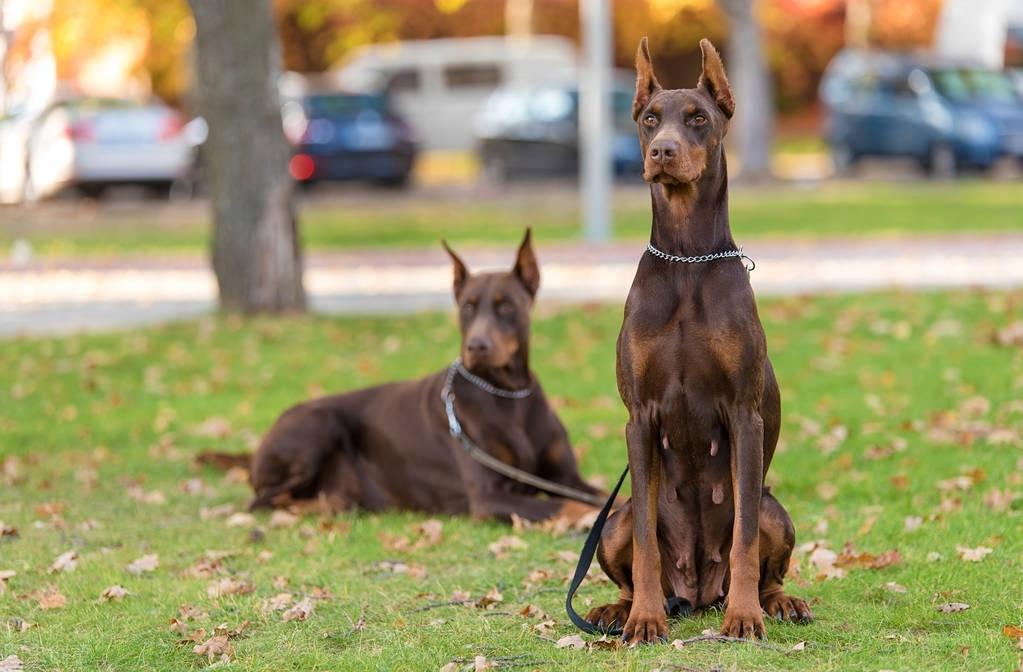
top-left (758, 489), bottom-right (813, 623)
top-left (584, 500), bottom-right (634, 632)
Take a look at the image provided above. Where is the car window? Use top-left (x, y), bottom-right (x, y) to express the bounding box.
top-left (444, 64), bottom-right (501, 89)
top-left (961, 70), bottom-right (1019, 103)
top-left (930, 69), bottom-right (971, 102)
top-left (384, 69), bottom-right (420, 94)
top-left (305, 94), bottom-right (386, 117)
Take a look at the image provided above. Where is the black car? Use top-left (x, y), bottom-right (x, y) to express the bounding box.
top-left (473, 82), bottom-right (643, 182)
top-left (283, 92), bottom-right (417, 187)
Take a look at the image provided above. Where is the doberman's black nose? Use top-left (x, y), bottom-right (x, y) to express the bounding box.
top-left (649, 138), bottom-right (680, 163)
top-left (466, 336), bottom-right (491, 357)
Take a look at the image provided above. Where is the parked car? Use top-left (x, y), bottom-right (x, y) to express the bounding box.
top-left (820, 49), bottom-right (1023, 176)
top-left (332, 36), bottom-right (577, 150)
top-left (474, 81), bottom-right (643, 182)
top-left (281, 91), bottom-right (416, 188)
top-left (0, 96), bottom-right (198, 201)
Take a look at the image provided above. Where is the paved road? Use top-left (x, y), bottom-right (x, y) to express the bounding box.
top-left (3, 233), bottom-right (1023, 338)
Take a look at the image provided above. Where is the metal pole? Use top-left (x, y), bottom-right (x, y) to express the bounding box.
top-left (579, 0), bottom-right (612, 244)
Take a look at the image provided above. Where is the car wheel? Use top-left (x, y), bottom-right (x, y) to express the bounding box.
top-left (926, 143), bottom-right (957, 179)
top-left (830, 141), bottom-right (855, 176)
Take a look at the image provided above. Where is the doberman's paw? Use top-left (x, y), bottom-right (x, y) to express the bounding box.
top-left (762, 592), bottom-right (813, 623)
top-left (622, 607), bottom-right (669, 644)
top-left (721, 606), bottom-right (765, 640)
top-left (585, 601), bottom-right (630, 633)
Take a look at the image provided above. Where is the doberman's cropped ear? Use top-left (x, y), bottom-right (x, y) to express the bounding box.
top-left (442, 240), bottom-right (470, 298)
top-left (698, 38), bottom-right (734, 119)
top-left (633, 37), bottom-right (662, 121)
top-left (512, 228), bottom-right (540, 299)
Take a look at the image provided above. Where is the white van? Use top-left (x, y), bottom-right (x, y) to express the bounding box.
top-left (332, 36), bottom-right (578, 151)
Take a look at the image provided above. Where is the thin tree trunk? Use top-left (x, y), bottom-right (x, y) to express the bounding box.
top-left (718, 0), bottom-right (774, 180)
top-left (187, 0), bottom-right (305, 313)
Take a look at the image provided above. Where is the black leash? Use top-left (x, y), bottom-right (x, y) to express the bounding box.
top-left (564, 465), bottom-right (694, 637)
top-left (565, 465), bottom-right (629, 635)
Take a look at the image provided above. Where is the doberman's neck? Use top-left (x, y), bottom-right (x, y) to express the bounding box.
top-left (473, 348), bottom-right (532, 392)
top-left (649, 148), bottom-right (735, 257)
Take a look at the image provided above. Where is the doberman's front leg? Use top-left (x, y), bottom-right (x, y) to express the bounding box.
top-left (722, 407), bottom-right (766, 639)
top-left (623, 414), bottom-right (668, 643)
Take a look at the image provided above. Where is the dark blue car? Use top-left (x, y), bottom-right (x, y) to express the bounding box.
top-left (283, 93), bottom-right (417, 187)
top-left (473, 82), bottom-right (643, 182)
top-left (820, 49), bottom-right (1023, 176)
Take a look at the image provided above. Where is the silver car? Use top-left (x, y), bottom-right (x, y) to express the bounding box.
top-left (0, 97), bottom-right (199, 202)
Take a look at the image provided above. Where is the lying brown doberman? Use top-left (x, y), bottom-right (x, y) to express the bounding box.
top-left (581, 39), bottom-right (812, 642)
top-left (241, 230), bottom-right (602, 524)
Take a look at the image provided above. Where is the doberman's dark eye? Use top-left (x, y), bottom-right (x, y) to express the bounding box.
top-left (496, 302), bottom-right (515, 318)
top-left (691, 114), bottom-right (707, 126)
top-left (462, 302), bottom-right (476, 316)
top-left (643, 114), bottom-right (658, 127)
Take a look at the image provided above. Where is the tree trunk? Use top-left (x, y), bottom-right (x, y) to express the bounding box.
top-left (187, 0), bottom-right (305, 313)
top-left (718, 0), bottom-right (774, 181)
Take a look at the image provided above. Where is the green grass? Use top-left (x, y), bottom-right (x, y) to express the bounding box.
top-left (2, 290), bottom-right (1023, 671)
top-left (3, 180), bottom-right (1021, 258)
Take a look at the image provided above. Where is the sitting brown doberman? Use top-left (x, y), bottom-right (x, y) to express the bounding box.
top-left (582, 39), bottom-right (812, 642)
top-left (237, 230), bottom-right (602, 524)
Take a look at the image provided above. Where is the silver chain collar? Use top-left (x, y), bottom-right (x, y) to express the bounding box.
top-left (452, 358), bottom-right (533, 399)
top-left (646, 242), bottom-right (755, 272)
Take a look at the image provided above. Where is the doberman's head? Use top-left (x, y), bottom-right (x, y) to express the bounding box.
top-left (632, 38), bottom-right (734, 186)
top-left (442, 229), bottom-right (539, 383)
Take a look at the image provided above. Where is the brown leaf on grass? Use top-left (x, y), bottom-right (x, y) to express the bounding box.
top-left (37, 587), bottom-right (67, 610)
top-left (0, 522), bottom-right (17, 538)
top-left (0, 655), bottom-right (23, 672)
top-left (474, 587), bottom-right (503, 610)
top-left (450, 589), bottom-right (472, 603)
top-left (34, 501), bottom-right (66, 518)
top-left (192, 634), bottom-right (231, 661)
top-left (0, 570), bottom-right (16, 594)
top-left (382, 519), bottom-right (444, 551)
top-left (532, 619), bottom-right (557, 636)
top-left (199, 504), bottom-right (235, 520)
top-left (5, 618), bottom-right (33, 633)
top-left (937, 602), bottom-right (970, 613)
top-left (791, 641), bottom-right (807, 651)
top-left (554, 550), bottom-right (577, 563)
top-left (555, 634), bottom-right (586, 650)
top-left (488, 535), bottom-right (527, 558)
top-left (179, 605), bottom-right (209, 620)
top-left (192, 417), bottom-right (232, 438)
top-left (1003, 625), bottom-right (1023, 638)
top-left (835, 544), bottom-right (902, 570)
top-left (99, 585), bottom-right (130, 602)
top-left (225, 512), bottom-right (256, 527)
top-left (49, 550), bottom-right (79, 574)
top-left (206, 577), bottom-right (254, 598)
top-left (281, 597), bottom-right (315, 622)
top-left (884, 582), bottom-right (908, 594)
top-left (519, 604), bottom-right (549, 620)
top-left (126, 554), bottom-right (159, 575)
top-left (126, 485), bottom-right (166, 505)
top-left (223, 467), bottom-right (249, 485)
top-left (523, 568), bottom-right (554, 587)
top-left (269, 510), bottom-right (299, 528)
top-left (263, 592), bottom-right (293, 613)
top-left (372, 560), bottom-right (427, 579)
top-left (956, 546), bottom-right (993, 562)
top-left (996, 321), bottom-right (1023, 346)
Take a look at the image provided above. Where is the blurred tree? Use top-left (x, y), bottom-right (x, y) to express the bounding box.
top-left (188, 0), bottom-right (305, 313)
top-left (719, 0), bottom-right (773, 179)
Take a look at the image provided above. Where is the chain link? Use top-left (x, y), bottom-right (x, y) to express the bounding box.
top-left (453, 358), bottom-right (533, 399)
top-left (646, 243), bottom-right (755, 271)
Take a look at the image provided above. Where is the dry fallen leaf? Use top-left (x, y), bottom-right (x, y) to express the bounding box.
top-left (225, 512), bottom-right (256, 527)
top-left (904, 516), bottom-right (923, 532)
top-left (937, 602), bottom-right (970, 613)
top-left (281, 597), bottom-right (315, 622)
top-left (269, 510), bottom-right (299, 528)
top-left (126, 554), bottom-right (159, 575)
top-left (192, 417), bottom-right (232, 438)
top-left (956, 546), bottom-right (993, 562)
top-left (519, 603), bottom-right (549, 620)
top-left (49, 550), bottom-right (79, 574)
top-left (474, 587), bottom-right (503, 609)
top-left (0, 570), bottom-right (15, 594)
top-left (99, 585), bottom-right (130, 602)
top-left (0, 522), bottom-right (17, 538)
top-left (264, 592), bottom-right (294, 612)
top-left (206, 577), bottom-right (254, 598)
top-left (37, 587), bottom-right (67, 610)
top-left (192, 634), bottom-right (231, 660)
top-left (883, 582), bottom-right (908, 594)
top-left (0, 655), bottom-right (23, 672)
top-left (1002, 625), bottom-right (1023, 638)
top-left (488, 535), bottom-right (528, 558)
top-left (792, 641), bottom-right (806, 651)
top-left (555, 634), bottom-right (586, 650)
top-left (372, 560), bottom-right (427, 579)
